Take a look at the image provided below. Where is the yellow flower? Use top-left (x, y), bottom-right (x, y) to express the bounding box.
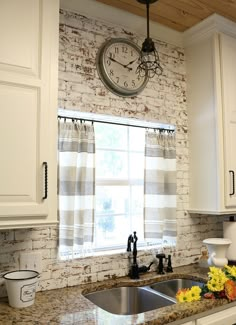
top-left (207, 279), bottom-right (225, 292)
top-left (185, 290), bottom-right (194, 302)
top-left (208, 267), bottom-right (228, 287)
top-left (208, 266), bottom-right (223, 279)
top-left (186, 286), bottom-right (201, 302)
top-left (209, 266), bottom-right (218, 276)
top-left (176, 289), bottom-right (188, 302)
top-left (191, 286), bottom-right (202, 297)
top-left (176, 286), bottom-right (201, 303)
top-left (207, 268), bottom-right (228, 292)
top-left (224, 265), bottom-right (236, 279)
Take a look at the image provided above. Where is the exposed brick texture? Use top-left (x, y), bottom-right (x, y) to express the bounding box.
top-left (0, 9), bottom-right (223, 297)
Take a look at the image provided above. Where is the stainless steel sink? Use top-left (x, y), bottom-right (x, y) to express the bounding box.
top-left (84, 278), bottom-right (205, 315)
top-left (150, 278), bottom-right (204, 299)
top-left (84, 286), bottom-right (175, 315)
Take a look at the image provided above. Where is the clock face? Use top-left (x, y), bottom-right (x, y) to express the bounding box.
top-left (96, 38), bottom-right (149, 97)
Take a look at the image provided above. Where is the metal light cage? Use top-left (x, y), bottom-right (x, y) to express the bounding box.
top-left (136, 0), bottom-right (163, 78)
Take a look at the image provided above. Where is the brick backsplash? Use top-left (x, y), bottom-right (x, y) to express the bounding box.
top-left (0, 9), bottom-right (223, 297)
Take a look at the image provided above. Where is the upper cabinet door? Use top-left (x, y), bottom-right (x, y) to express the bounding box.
top-left (184, 15), bottom-right (236, 214)
top-left (0, 0), bottom-right (59, 228)
top-left (220, 33), bottom-right (236, 207)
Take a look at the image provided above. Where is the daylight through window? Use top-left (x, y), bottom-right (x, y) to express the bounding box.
top-left (94, 123), bottom-right (146, 250)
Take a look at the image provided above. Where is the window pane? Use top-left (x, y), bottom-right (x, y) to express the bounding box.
top-left (130, 186), bottom-right (143, 214)
top-left (96, 186), bottom-right (129, 215)
top-left (95, 214), bottom-right (130, 247)
top-left (96, 150), bottom-right (128, 179)
top-left (94, 124), bottom-right (146, 250)
top-left (129, 127), bottom-right (145, 151)
top-left (130, 153), bottom-right (144, 180)
top-left (131, 214), bottom-right (144, 241)
top-left (95, 123), bottom-right (127, 149)
top-left (95, 186), bottom-right (130, 247)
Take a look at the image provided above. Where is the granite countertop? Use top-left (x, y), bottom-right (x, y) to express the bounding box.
top-left (0, 264), bottom-right (235, 325)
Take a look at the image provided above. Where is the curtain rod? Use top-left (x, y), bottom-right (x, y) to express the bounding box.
top-left (57, 115), bottom-right (175, 132)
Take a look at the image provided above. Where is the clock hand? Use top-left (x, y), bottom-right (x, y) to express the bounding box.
top-left (124, 58), bottom-right (138, 67)
top-left (109, 57), bottom-right (132, 71)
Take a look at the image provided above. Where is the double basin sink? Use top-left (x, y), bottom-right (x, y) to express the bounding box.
top-left (84, 278), bottom-right (204, 315)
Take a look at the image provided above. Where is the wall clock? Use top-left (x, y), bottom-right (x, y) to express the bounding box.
top-left (96, 38), bottom-right (149, 97)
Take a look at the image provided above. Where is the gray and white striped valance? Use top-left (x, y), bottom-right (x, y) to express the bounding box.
top-left (144, 131), bottom-right (176, 243)
top-left (58, 121), bottom-right (95, 258)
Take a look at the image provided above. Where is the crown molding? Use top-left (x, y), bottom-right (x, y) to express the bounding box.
top-left (184, 13), bottom-right (236, 47)
top-left (60, 0), bottom-right (183, 47)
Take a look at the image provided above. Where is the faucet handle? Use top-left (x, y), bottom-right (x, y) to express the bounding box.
top-left (156, 253), bottom-right (165, 274)
top-left (166, 254), bottom-right (173, 273)
top-left (138, 262), bottom-right (154, 274)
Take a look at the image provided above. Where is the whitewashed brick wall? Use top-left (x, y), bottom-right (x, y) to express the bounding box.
top-left (0, 9), bottom-right (223, 297)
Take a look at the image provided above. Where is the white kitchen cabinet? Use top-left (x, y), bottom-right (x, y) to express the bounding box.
top-left (220, 34), bottom-right (236, 209)
top-left (184, 14), bottom-right (236, 214)
top-left (0, 0), bottom-right (59, 228)
top-left (196, 305), bottom-right (236, 325)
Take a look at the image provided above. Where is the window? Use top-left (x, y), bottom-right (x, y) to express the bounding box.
top-left (58, 110), bottom-right (176, 258)
top-left (94, 123), bottom-right (146, 250)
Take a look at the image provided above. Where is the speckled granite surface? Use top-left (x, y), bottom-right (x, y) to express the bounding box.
top-left (0, 264), bottom-right (235, 325)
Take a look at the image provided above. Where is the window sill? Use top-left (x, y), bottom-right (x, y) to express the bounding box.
top-left (59, 242), bottom-right (176, 261)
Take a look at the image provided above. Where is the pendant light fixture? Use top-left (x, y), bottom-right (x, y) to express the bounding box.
top-left (136, 0), bottom-right (163, 78)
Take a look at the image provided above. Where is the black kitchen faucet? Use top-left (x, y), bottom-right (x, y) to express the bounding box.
top-left (127, 231), bottom-right (153, 279)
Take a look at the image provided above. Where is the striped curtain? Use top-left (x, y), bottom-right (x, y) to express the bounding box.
top-left (58, 120), bottom-right (95, 258)
top-left (144, 130), bottom-right (176, 244)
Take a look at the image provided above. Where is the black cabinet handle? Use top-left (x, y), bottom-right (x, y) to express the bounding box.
top-left (42, 162), bottom-right (48, 200)
top-left (229, 170), bottom-right (235, 196)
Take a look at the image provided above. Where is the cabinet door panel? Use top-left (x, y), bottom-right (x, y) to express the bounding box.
top-left (0, 83), bottom-right (38, 203)
top-left (220, 33), bottom-right (236, 207)
top-left (0, 0), bottom-right (40, 76)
